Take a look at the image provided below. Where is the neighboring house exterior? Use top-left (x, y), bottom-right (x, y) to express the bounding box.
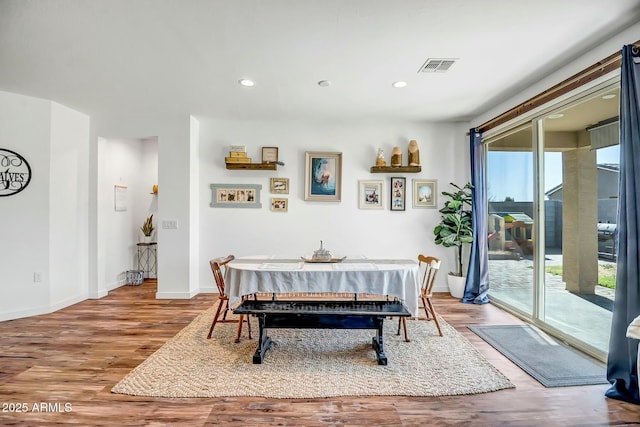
top-left (545, 163), bottom-right (619, 224)
top-left (488, 200), bottom-right (563, 252)
top-left (545, 163), bottom-right (619, 259)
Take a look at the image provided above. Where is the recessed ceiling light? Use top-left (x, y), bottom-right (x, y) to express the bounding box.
top-left (238, 79), bottom-right (255, 87)
top-left (392, 81), bottom-right (407, 88)
top-left (602, 94), bottom-right (616, 100)
top-left (318, 80), bottom-right (331, 87)
top-left (547, 113), bottom-right (564, 119)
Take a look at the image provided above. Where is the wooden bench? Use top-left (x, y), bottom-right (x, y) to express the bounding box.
top-left (233, 299), bottom-right (411, 365)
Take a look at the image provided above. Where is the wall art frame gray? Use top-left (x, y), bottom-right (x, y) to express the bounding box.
top-left (210, 183), bottom-right (262, 208)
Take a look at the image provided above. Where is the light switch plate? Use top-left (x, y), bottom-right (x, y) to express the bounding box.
top-left (162, 219), bottom-right (178, 229)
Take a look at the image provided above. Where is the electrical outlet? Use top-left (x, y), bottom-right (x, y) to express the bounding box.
top-left (33, 272), bottom-right (42, 283)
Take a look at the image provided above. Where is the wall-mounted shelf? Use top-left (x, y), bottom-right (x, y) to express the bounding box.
top-left (370, 166), bottom-right (421, 173)
top-left (226, 163), bottom-right (277, 170)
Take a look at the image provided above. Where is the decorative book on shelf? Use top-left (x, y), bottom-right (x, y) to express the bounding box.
top-left (225, 156), bottom-right (252, 164)
top-left (226, 163), bottom-right (277, 170)
top-left (370, 165), bottom-right (421, 173)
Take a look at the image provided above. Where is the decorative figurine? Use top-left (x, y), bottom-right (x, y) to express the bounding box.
top-left (408, 140), bottom-right (420, 166)
top-left (312, 240), bottom-right (332, 261)
top-left (376, 148), bottom-right (387, 167)
top-left (391, 146), bottom-right (402, 167)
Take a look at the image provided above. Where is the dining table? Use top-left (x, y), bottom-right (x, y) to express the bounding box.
top-left (225, 255), bottom-right (421, 317)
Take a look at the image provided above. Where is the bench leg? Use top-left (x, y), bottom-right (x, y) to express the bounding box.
top-left (371, 316), bottom-right (387, 365)
top-left (252, 314), bottom-right (273, 364)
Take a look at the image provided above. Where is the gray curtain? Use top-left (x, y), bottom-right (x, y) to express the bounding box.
top-left (463, 129), bottom-right (490, 304)
top-left (605, 45), bottom-right (640, 405)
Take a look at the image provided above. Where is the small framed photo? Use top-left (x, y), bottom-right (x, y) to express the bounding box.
top-left (413, 179), bottom-right (437, 208)
top-left (209, 183), bottom-right (262, 208)
top-left (271, 197), bottom-right (288, 212)
top-left (262, 147), bottom-right (279, 164)
top-left (390, 177), bottom-right (406, 211)
top-left (358, 180), bottom-right (384, 209)
top-left (304, 151), bottom-right (342, 202)
top-left (114, 185), bottom-right (127, 212)
top-left (270, 177), bottom-right (289, 194)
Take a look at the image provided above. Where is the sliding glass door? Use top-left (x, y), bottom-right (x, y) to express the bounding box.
top-left (486, 81), bottom-right (619, 359)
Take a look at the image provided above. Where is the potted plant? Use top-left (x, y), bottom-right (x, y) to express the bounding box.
top-left (140, 214), bottom-right (154, 243)
top-left (433, 182), bottom-right (473, 298)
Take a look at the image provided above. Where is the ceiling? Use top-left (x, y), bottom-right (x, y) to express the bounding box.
top-left (543, 87), bottom-right (620, 132)
top-left (1, 0), bottom-right (639, 124)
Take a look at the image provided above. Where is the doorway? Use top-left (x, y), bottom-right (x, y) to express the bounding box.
top-left (97, 136), bottom-right (158, 291)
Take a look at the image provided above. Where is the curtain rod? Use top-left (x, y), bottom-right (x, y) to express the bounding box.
top-left (472, 40), bottom-right (640, 135)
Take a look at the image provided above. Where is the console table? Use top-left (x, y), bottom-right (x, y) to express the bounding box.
top-left (136, 242), bottom-right (157, 278)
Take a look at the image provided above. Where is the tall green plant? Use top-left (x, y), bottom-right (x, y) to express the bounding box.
top-left (433, 182), bottom-right (474, 277)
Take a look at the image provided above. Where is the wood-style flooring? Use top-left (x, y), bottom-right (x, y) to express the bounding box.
top-left (1, 280), bottom-right (639, 426)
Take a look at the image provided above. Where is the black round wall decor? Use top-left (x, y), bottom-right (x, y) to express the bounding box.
top-left (0, 148), bottom-right (32, 197)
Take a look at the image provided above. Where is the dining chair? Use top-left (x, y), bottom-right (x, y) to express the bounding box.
top-left (398, 254), bottom-right (443, 341)
top-left (206, 255), bottom-right (252, 343)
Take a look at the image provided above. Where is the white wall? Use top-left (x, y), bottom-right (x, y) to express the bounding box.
top-left (0, 91), bottom-right (51, 318)
top-left (0, 91), bottom-right (89, 320)
top-left (189, 117), bottom-right (201, 296)
top-left (198, 118), bottom-right (470, 292)
top-left (49, 102), bottom-right (90, 308)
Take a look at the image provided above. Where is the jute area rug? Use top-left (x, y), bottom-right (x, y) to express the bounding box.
top-left (112, 307), bottom-right (514, 399)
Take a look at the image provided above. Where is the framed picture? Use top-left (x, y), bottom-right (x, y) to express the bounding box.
top-left (358, 180), bottom-right (384, 209)
top-left (270, 177), bottom-right (289, 194)
top-left (271, 197), bottom-right (288, 212)
top-left (262, 147), bottom-right (279, 164)
top-left (114, 185), bottom-right (127, 212)
top-left (390, 177), bottom-right (406, 211)
top-left (304, 151), bottom-right (342, 202)
top-left (413, 179), bottom-right (437, 208)
top-left (209, 183), bottom-right (262, 208)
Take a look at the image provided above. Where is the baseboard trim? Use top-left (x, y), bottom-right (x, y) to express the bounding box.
top-left (156, 289), bottom-right (200, 299)
top-left (88, 289), bottom-right (108, 299)
top-left (0, 294), bottom-right (88, 322)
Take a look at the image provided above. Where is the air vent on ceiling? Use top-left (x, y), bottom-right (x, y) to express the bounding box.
top-left (418, 58), bottom-right (457, 73)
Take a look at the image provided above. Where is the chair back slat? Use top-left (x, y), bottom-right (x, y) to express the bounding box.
top-left (418, 254), bottom-right (441, 296)
top-left (209, 254), bottom-right (235, 296)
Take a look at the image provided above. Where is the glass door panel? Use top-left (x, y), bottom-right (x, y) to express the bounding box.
top-left (541, 89), bottom-right (618, 356)
top-left (487, 125), bottom-right (535, 316)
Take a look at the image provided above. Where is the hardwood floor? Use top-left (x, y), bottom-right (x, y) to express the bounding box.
top-left (1, 281), bottom-right (639, 426)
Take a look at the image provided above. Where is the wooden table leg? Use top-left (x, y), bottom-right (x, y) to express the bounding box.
top-left (252, 314), bottom-right (273, 364)
top-left (371, 316), bottom-right (387, 365)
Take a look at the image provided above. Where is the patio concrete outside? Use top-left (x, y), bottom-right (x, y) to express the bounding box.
top-left (489, 254), bottom-right (614, 355)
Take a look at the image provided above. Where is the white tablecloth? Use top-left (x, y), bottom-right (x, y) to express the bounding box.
top-left (225, 256), bottom-right (420, 316)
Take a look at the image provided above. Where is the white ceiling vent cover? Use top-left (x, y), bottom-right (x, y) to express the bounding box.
top-left (418, 58), bottom-right (457, 73)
